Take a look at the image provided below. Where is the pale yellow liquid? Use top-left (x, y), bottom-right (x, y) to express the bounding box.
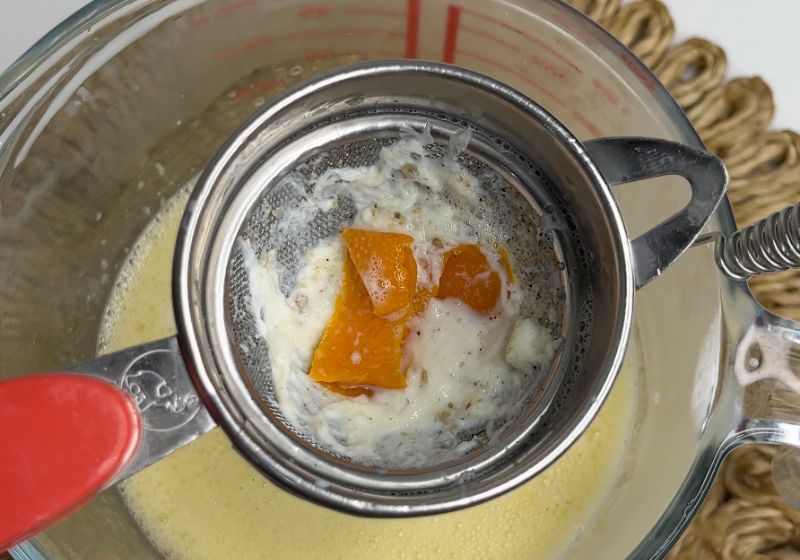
top-left (101, 189), bottom-right (636, 560)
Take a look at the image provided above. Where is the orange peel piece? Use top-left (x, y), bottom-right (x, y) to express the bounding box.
top-left (437, 244), bottom-right (502, 315)
top-left (342, 228), bottom-right (417, 319)
top-left (309, 253), bottom-right (407, 390)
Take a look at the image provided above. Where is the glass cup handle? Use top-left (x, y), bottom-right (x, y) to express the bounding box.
top-left (734, 311), bottom-right (800, 507)
top-left (707, 203), bottom-right (800, 507)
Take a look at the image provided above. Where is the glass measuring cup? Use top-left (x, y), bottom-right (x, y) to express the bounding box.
top-left (0, 0), bottom-right (796, 558)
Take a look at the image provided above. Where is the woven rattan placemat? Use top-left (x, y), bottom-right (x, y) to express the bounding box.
top-left (3, 1), bottom-right (798, 558)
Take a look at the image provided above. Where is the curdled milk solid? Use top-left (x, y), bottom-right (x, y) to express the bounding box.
top-left (100, 187), bottom-right (637, 560)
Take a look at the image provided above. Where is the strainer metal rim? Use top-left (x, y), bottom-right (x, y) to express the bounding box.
top-left (210, 115), bottom-right (570, 490)
top-left (173, 60), bottom-right (635, 516)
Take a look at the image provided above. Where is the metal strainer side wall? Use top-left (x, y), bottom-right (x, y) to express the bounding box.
top-left (176, 62), bottom-right (634, 515)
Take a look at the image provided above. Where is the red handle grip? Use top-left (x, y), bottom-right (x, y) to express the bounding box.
top-left (0, 374), bottom-right (141, 551)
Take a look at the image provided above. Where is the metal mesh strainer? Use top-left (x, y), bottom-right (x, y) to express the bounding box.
top-left (168, 61), bottom-right (725, 514)
top-left (227, 133), bottom-right (568, 466)
top-left (17, 61), bottom-right (724, 519)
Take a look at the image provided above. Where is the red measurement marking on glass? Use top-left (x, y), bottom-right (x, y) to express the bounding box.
top-left (229, 79), bottom-right (289, 100)
top-left (343, 5), bottom-right (405, 17)
top-left (241, 34), bottom-right (273, 52)
top-left (459, 24), bottom-right (521, 53)
top-left (184, 0), bottom-right (257, 28)
top-left (443, 5), bottom-right (461, 63)
top-left (214, 47), bottom-right (237, 61)
top-left (458, 49), bottom-right (563, 106)
top-left (458, 5), bottom-right (583, 75)
top-left (405, 0), bottom-right (421, 58)
top-left (213, 34), bottom-right (273, 60)
top-left (305, 48), bottom-right (335, 62)
top-left (215, 0), bottom-right (257, 18)
top-left (529, 52), bottom-right (568, 81)
top-left (619, 51), bottom-right (657, 92)
top-left (459, 23), bottom-right (568, 82)
top-left (186, 15), bottom-right (209, 28)
top-left (297, 4), bottom-right (331, 18)
top-left (456, 23), bottom-right (567, 80)
top-left (571, 110), bottom-right (602, 137)
top-left (284, 28), bottom-right (405, 41)
top-left (592, 77), bottom-right (618, 105)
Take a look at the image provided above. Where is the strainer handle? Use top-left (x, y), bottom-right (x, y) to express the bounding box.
top-left (61, 336), bottom-right (217, 485)
top-left (0, 337), bottom-right (215, 548)
top-left (0, 374), bottom-right (141, 550)
top-left (585, 137), bottom-right (728, 289)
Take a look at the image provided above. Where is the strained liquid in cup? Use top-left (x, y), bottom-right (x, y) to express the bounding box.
top-left (99, 185), bottom-right (639, 560)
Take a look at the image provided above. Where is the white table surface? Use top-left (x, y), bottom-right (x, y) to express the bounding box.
top-left (1, 0), bottom-right (799, 128)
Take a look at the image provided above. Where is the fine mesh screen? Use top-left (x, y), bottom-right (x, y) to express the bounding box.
top-left (225, 131), bottom-right (575, 466)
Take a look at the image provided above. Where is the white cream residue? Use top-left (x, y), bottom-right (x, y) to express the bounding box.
top-left (244, 134), bottom-right (557, 468)
top-left (506, 318), bottom-right (559, 372)
top-left (242, 240), bottom-right (344, 423)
